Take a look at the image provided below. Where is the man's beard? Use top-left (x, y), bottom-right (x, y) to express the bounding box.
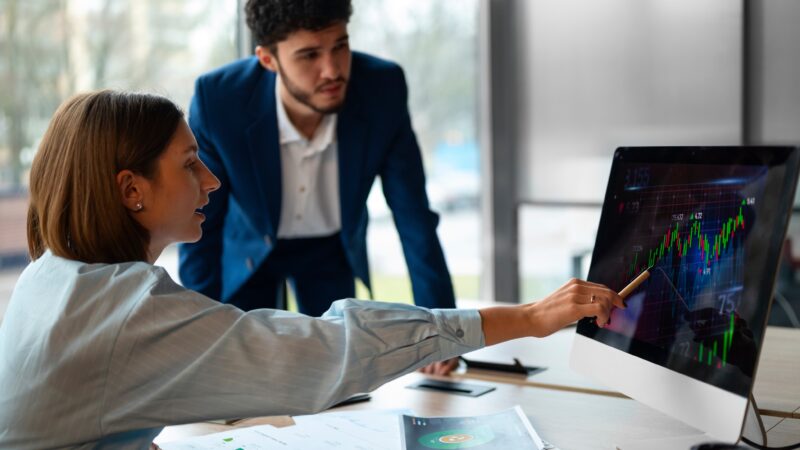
top-left (278, 65), bottom-right (347, 114)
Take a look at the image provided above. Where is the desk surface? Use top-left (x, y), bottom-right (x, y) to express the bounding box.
top-left (460, 325), bottom-right (800, 418)
top-left (156, 372), bottom-right (800, 449)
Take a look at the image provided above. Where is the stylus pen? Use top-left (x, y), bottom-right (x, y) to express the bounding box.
top-left (618, 267), bottom-right (652, 299)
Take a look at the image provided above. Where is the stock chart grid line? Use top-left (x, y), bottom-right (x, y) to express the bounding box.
top-left (615, 180), bottom-right (750, 367)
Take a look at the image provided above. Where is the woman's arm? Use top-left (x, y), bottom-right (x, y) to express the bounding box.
top-left (480, 278), bottom-right (625, 345)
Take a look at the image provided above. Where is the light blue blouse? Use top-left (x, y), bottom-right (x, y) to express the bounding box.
top-left (0, 251), bottom-right (483, 449)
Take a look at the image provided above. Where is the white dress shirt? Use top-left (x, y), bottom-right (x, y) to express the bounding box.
top-left (0, 251), bottom-right (483, 449)
top-left (275, 76), bottom-right (341, 238)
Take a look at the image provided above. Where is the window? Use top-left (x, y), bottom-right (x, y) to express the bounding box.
top-left (0, 0), bottom-right (482, 316)
top-left (349, 0), bottom-right (482, 303)
top-left (0, 0), bottom-right (239, 304)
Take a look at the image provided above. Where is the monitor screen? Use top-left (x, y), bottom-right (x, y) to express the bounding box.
top-left (571, 146), bottom-right (800, 441)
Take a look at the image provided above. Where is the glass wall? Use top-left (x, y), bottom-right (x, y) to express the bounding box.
top-left (519, 205), bottom-right (602, 300)
top-left (349, 0), bottom-right (482, 302)
top-left (515, 0), bottom-right (742, 301)
top-left (751, 0), bottom-right (800, 327)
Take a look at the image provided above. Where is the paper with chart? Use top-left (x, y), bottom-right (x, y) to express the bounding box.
top-left (400, 405), bottom-right (559, 450)
top-left (158, 424), bottom-right (294, 450)
top-left (292, 408), bottom-right (412, 449)
top-left (159, 409), bottom-right (412, 450)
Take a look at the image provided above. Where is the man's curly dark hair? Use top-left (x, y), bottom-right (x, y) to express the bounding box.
top-left (245, 0), bottom-right (353, 51)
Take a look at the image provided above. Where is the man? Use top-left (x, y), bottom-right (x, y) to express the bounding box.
top-left (179, 0), bottom-right (458, 373)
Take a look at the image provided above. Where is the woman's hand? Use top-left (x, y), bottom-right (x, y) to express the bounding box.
top-left (479, 278), bottom-right (625, 346)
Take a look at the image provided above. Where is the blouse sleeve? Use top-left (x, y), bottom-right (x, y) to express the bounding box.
top-left (100, 270), bottom-right (484, 435)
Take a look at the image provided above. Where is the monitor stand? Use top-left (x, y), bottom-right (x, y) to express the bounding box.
top-left (610, 395), bottom-right (766, 450)
top-left (741, 393), bottom-right (767, 447)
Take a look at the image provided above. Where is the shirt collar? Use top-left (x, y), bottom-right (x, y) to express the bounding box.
top-left (275, 75), bottom-right (337, 154)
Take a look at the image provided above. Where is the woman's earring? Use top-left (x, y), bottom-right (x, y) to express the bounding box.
top-left (135, 202), bottom-right (143, 211)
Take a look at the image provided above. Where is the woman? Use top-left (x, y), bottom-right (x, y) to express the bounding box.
top-left (0, 90), bottom-right (623, 449)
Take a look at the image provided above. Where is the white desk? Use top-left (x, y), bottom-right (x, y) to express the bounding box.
top-left (460, 325), bottom-right (800, 418)
top-left (156, 371), bottom-right (800, 449)
top-left (154, 319), bottom-right (800, 448)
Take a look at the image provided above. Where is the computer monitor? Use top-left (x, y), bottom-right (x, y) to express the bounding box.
top-left (570, 146), bottom-right (800, 442)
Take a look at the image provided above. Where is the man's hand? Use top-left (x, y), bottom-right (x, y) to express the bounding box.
top-left (419, 357), bottom-right (460, 376)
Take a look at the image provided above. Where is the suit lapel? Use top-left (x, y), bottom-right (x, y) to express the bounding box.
top-left (245, 71), bottom-right (282, 236)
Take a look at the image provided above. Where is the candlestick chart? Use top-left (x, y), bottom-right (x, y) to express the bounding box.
top-left (606, 172), bottom-right (761, 372)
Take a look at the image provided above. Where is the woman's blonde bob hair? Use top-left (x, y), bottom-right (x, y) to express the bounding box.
top-left (27, 90), bottom-right (184, 263)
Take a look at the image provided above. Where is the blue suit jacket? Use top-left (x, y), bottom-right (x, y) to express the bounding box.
top-left (178, 52), bottom-right (456, 309)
